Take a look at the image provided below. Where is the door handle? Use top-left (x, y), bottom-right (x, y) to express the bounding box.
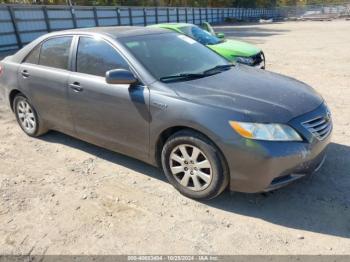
top-left (69, 82), bottom-right (83, 92)
top-left (21, 70), bottom-right (30, 78)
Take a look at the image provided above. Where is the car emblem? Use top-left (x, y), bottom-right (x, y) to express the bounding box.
top-left (152, 101), bottom-right (168, 110)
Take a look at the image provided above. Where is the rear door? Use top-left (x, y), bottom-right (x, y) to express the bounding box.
top-left (67, 36), bottom-right (150, 160)
top-left (18, 36), bottom-right (74, 133)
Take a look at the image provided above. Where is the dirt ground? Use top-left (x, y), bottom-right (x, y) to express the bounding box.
top-left (0, 20), bottom-right (349, 255)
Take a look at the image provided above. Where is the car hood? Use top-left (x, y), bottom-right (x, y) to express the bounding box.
top-left (208, 39), bottom-right (261, 59)
top-left (167, 65), bottom-right (323, 123)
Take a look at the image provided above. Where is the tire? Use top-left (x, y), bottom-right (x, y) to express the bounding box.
top-left (161, 129), bottom-right (229, 200)
top-left (13, 94), bottom-right (47, 137)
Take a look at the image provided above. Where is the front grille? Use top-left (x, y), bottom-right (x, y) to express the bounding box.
top-left (251, 52), bottom-right (264, 67)
top-left (302, 114), bottom-right (332, 140)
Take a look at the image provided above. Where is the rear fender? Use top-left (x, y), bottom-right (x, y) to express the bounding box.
top-left (0, 60), bottom-right (20, 109)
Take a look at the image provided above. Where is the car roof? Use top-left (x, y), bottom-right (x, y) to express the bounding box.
top-left (150, 23), bottom-right (195, 28)
top-left (8, 26), bottom-right (173, 64)
top-left (59, 26), bottom-right (170, 38)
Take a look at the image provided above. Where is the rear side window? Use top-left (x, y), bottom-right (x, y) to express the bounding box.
top-left (76, 37), bottom-right (128, 77)
top-left (24, 44), bottom-right (41, 64)
top-left (39, 36), bottom-right (72, 70)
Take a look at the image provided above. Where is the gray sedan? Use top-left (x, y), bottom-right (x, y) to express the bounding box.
top-left (0, 27), bottom-right (332, 199)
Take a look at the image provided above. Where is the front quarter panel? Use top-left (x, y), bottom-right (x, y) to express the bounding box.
top-left (148, 82), bottom-right (246, 165)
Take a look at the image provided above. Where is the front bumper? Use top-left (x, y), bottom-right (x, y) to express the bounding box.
top-left (217, 103), bottom-right (332, 193)
top-left (254, 51), bottom-right (265, 69)
top-left (235, 51), bottom-right (265, 69)
top-left (220, 134), bottom-right (330, 193)
top-left (263, 152), bottom-right (326, 192)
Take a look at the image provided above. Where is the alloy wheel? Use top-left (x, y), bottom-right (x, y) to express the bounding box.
top-left (169, 144), bottom-right (213, 191)
top-left (16, 100), bottom-right (37, 134)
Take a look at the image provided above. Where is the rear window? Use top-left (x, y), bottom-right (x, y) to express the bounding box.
top-left (39, 36), bottom-right (72, 70)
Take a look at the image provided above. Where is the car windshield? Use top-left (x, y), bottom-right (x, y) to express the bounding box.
top-left (179, 25), bottom-right (222, 45)
top-left (119, 33), bottom-right (230, 82)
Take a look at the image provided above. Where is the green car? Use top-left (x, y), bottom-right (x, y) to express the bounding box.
top-left (149, 22), bottom-right (265, 69)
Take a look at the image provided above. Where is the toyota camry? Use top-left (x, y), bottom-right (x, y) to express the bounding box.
top-left (0, 27), bottom-right (332, 199)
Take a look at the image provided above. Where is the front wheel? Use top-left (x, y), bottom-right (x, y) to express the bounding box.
top-left (161, 130), bottom-right (229, 200)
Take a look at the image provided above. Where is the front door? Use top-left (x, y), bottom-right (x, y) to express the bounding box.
top-left (68, 36), bottom-right (150, 160)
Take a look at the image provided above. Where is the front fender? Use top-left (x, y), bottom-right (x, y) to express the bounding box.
top-left (149, 90), bottom-right (244, 165)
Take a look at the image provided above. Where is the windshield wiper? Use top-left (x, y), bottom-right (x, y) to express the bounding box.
top-left (160, 64), bottom-right (234, 83)
top-left (160, 73), bottom-right (206, 83)
top-left (203, 64), bottom-right (235, 75)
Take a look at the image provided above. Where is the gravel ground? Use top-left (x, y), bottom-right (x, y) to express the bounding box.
top-left (0, 20), bottom-right (349, 255)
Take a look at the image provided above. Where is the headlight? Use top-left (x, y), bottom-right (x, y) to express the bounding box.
top-left (229, 121), bottom-right (302, 141)
top-left (235, 56), bottom-right (254, 65)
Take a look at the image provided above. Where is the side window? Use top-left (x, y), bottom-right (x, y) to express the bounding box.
top-left (24, 44), bottom-right (41, 64)
top-left (76, 37), bottom-right (129, 77)
top-left (39, 36), bottom-right (72, 70)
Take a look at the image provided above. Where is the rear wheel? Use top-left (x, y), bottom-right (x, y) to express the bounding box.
top-left (161, 130), bottom-right (229, 200)
top-left (13, 94), bottom-right (47, 137)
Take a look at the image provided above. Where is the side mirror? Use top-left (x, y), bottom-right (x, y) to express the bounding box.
top-left (216, 32), bottom-right (225, 39)
top-left (106, 69), bottom-right (137, 85)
